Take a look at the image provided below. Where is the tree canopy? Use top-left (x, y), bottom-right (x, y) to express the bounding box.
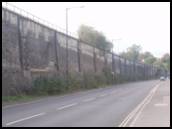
top-left (139, 52), bottom-right (157, 64)
top-left (157, 53), bottom-right (170, 71)
top-left (120, 44), bottom-right (141, 62)
top-left (78, 25), bottom-right (169, 71)
top-left (120, 44), bottom-right (170, 71)
top-left (78, 25), bottom-right (113, 52)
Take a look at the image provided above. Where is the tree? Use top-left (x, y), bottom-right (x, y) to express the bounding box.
top-left (119, 44), bottom-right (170, 72)
top-left (153, 53), bottom-right (170, 71)
top-left (139, 52), bottom-right (156, 64)
top-left (153, 59), bottom-right (164, 68)
top-left (120, 44), bottom-right (142, 62)
top-left (161, 53), bottom-right (170, 71)
top-left (161, 53), bottom-right (170, 62)
top-left (78, 25), bottom-right (113, 52)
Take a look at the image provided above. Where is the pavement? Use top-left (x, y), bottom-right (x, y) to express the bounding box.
top-left (2, 79), bottom-right (170, 127)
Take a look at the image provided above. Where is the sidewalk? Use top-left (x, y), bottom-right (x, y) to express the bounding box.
top-left (130, 80), bottom-right (170, 127)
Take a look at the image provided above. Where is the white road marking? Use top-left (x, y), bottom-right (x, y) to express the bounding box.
top-left (57, 103), bottom-right (78, 110)
top-left (119, 83), bottom-right (160, 127)
top-left (6, 112), bottom-right (46, 126)
top-left (129, 92), bottom-right (155, 126)
top-left (99, 94), bottom-right (108, 97)
top-left (82, 97), bottom-right (96, 102)
top-left (129, 84), bottom-right (160, 127)
top-left (119, 93), bottom-right (153, 127)
top-left (154, 103), bottom-right (168, 107)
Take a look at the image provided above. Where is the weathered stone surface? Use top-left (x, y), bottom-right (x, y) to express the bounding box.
top-left (2, 7), bottom-right (161, 96)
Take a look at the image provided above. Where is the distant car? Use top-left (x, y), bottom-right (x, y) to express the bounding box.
top-left (160, 76), bottom-right (166, 81)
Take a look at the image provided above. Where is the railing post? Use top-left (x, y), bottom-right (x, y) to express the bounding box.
top-left (119, 57), bottom-right (121, 82)
top-left (133, 61), bottom-right (136, 81)
top-left (17, 15), bottom-right (24, 71)
top-left (124, 58), bottom-right (127, 81)
top-left (66, 35), bottom-right (69, 78)
top-left (129, 61), bottom-right (132, 81)
top-left (112, 53), bottom-right (115, 83)
top-left (104, 50), bottom-right (107, 69)
top-left (93, 47), bottom-right (97, 72)
top-left (17, 15), bottom-right (31, 88)
top-left (77, 40), bottom-right (81, 72)
top-left (54, 31), bottom-right (59, 71)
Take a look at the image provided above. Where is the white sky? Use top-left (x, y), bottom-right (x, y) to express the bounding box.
top-left (4, 2), bottom-right (170, 57)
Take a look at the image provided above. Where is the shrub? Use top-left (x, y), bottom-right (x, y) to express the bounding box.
top-left (27, 70), bottom-right (118, 96)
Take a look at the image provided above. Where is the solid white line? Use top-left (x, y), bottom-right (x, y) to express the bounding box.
top-left (124, 84), bottom-right (159, 127)
top-left (118, 88), bottom-right (153, 127)
top-left (127, 84), bottom-right (159, 127)
top-left (129, 91), bottom-right (155, 127)
top-left (57, 103), bottom-right (78, 110)
top-left (82, 98), bottom-right (96, 102)
top-left (6, 112), bottom-right (46, 126)
top-left (129, 84), bottom-right (159, 127)
top-left (119, 92), bottom-right (153, 127)
top-left (118, 83), bottom-right (160, 127)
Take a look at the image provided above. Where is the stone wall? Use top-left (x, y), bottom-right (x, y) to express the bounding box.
top-left (2, 7), bottom-right (161, 96)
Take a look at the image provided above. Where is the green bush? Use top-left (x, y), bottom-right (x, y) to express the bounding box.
top-left (103, 68), bottom-right (113, 84)
top-left (67, 74), bottom-right (83, 91)
top-left (94, 74), bottom-right (106, 86)
top-left (32, 76), bottom-right (68, 95)
top-left (32, 74), bottom-right (84, 95)
top-left (23, 69), bottom-right (118, 96)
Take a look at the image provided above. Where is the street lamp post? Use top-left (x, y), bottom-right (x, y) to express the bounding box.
top-left (66, 6), bottom-right (84, 77)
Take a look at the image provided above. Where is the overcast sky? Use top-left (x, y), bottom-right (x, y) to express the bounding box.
top-left (3, 2), bottom-right (170, 57)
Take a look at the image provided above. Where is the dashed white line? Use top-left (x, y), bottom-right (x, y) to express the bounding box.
top-left (57, 103), bottom-right (78, 110)
top-left (6, 112), bottom-right (46, 126)
top-left (99, 94), bottom-right (108, 97)
top-left (82, 97), bottom-right (96, 102)
top-left (154, 103), bottom-right (168, 107)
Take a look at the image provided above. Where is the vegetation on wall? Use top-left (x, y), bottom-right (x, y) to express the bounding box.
top-left (31, 70), bottom-right (115, 96)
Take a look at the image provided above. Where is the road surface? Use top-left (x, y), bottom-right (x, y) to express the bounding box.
top-left (2, 80), bottom-right (169, 127)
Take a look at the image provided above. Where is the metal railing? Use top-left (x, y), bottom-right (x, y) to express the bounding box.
top-left (2, 2), bottom-right (78, 38)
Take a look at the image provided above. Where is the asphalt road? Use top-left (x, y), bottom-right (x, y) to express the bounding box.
top-left (2, 80), bottom-right (163, 127)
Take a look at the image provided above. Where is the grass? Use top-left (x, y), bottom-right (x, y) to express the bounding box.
top-left (2, 94), bottom-right (41, 106)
